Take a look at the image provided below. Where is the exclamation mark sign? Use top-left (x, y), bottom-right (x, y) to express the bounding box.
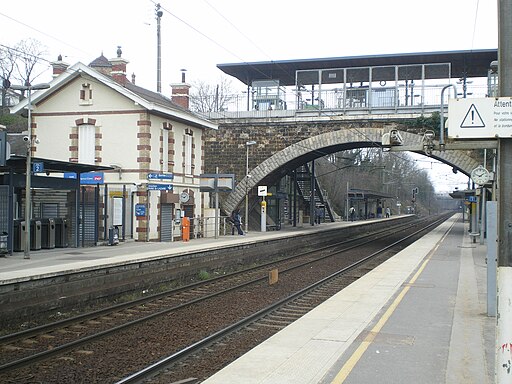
top-left (460, 103), bottom-right (485, 129)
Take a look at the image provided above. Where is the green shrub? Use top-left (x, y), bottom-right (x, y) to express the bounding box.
top-left (198, 270), bottom-right (210, 280)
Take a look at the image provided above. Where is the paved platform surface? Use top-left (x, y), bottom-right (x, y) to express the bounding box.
top-left (203, 214), bottom-right (495, 384)
top-left (0, 218), bottom-right (381, 283)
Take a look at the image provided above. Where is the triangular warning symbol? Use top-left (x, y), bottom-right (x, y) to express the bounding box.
top-left (460, 104), bottom-right (485, 128)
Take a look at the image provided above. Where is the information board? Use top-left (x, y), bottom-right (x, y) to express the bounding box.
top-left (147, 183), bottom-right (173, 191)
top-left (135, 204), bottom-right (146, 217)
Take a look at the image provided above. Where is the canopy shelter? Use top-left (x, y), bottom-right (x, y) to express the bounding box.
top-left (0, 156), bottom-right (113, 254)
top-left (347, 188), bottom-right (394, 219)
top-left (219, 49), bottom-right (498, 112)
top-left (218, 49), bottom-right (498, 87)
top-left (449, 189), bottom-right (476, 200)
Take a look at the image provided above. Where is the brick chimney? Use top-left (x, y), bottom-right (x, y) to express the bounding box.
top-left (50, 54), bottom-right (69, 77)
top-left (110, 46), bottom-right (129, 85)
top-left (170, 69), bottom-right (190, 109)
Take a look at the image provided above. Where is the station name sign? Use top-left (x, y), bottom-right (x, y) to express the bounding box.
top-left (64, 172), bottom-right (104, 184)
top-left (448, 97), bottom-right (512, 139)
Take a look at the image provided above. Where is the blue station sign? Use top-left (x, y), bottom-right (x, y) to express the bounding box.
top-left (147, 183), bottom-right (173, 191)
top-left (32, 162), bottom-right (44, 173)
top-left (64, 172), bottom-right (105, 185)
top-left (135, 203), bottom-right (146, 217)
top-left (147, 173), bottom-right (174, 180)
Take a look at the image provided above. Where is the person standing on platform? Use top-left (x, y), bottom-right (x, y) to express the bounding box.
top-left (349, 206), bottom-right (356, 221)
top-left (315, 206), bottom-right (323, 224)
top-left (385, 207), bottom-right (391, 218)
top-left (231, 209), bottom-right (244, 235)
top-left (318, 207), bottom-right (324, 224)
top-left (377, 204), bottom-right (383, 218)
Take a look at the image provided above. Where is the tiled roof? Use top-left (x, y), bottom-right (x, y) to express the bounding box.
top-left (89, 54), bottom-right (112, 68)
top-left (125, 82), bottom-right (191, 114)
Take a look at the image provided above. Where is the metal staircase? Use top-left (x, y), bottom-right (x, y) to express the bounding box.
top-left (295, 163), bottom-right (335, 222)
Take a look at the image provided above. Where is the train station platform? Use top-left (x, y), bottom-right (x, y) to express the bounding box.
top-left (0, 216), bottom-right (402, 284)
top-left (203, 214), bottom-right (495, 384)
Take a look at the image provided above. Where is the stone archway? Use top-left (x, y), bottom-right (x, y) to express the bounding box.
top-left (223, 128), bottom-right (478, 214)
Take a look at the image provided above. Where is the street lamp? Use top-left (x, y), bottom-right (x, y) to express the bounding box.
top-left (11, 82), bottom-right (51, 259)
top-left (245, 140), bottom-right (256, 233)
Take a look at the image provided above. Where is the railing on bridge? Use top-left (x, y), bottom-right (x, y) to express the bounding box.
top-left (196, 82), bottom-right (490, 120)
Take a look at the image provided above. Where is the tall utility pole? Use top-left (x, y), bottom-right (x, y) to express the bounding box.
top-left (497, 0), bottom-right (512, 382)
top-left (156, 3), bottom-right (163, 93)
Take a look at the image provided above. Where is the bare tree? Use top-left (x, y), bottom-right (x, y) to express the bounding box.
top-left (13, 38), bottom-right (49, 88)
top-left (190, 76), bottom-right (234, 113)
top-left (316, 149), bottom-right (440, 216)
top-left (0, 39), bottom-right (48, 109)
top-left (0, 44), bottom-right (19, 113)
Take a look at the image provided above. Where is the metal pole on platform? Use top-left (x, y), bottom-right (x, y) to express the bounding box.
top-left (310, 160), bottom-right (315, 226)
top-left (214, 167), bottom-right (219, 239)
top-left (245, 141), bottom-right (256, 233)
top-left (10, 82), bottom-right (50, 259)
top-left (497, 0), bottom-right (512, 381)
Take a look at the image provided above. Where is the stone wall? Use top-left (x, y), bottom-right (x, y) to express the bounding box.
top-left (204, 118), bottom-right (407, 184)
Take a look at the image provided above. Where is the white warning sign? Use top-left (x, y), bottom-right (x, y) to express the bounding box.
top-left (460, 104), bottom-right (485, 128)
top-left (448, 98), bottom-right (512, 138)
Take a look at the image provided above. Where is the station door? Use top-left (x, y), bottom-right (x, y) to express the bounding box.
top-left (160, 203), bottom-right (174, 242)
top-left (79, 203), bottom-right (97, 246)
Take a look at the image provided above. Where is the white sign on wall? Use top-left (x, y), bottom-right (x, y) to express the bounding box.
top-left (258, 186), bottom-right (268, 197)
top-left (112, 197), bottom-right (123, 226)
top-left (448, 97), bottom-right (512, 138)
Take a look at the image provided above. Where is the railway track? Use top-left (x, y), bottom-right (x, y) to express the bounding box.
top-left (0, 214), bottom-right (450, 383)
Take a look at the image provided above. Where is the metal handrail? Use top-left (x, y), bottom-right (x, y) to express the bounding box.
top-left (197, 83), bottom-right (489, 120)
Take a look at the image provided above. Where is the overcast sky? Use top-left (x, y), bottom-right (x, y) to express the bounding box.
top-left (2, 0), bottom-right (497, 90)
top-left (1, 0), bottom-right (497, 192)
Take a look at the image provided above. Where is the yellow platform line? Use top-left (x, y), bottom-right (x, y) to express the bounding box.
top-left (331, 225), bottom-right (453, 383)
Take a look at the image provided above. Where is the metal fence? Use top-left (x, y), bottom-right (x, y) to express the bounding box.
top-left (196, 82), bottom-right (490, 120)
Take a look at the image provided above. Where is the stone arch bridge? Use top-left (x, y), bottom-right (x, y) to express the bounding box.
top-left (203, 118), bottom-right (479, 215)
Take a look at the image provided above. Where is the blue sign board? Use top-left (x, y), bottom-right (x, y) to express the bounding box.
top-left (135, 204), bottom-right (146, 217)
top-left (32, 162), bottom-right (44, 173)
top-left (467, 196), bottom-right (477, 203)
top-left (64, 172), bottom-right (105, 185)
top-left (147, 183), bottom-right (173, 191)
top-left (147, 173), bottom-right (174, 180)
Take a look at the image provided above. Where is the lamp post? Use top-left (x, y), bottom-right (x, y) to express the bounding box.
top-left (245, 141), bottom-right (256, 233)
top-left (11, 82), bottom-right (50, 259)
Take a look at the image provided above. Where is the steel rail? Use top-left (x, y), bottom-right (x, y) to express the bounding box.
top-left (0, 217), bottom-right (418, 345)
top-left (0, 215), bottom-right (445, 375)
top-left (116, 215), bottom-right (449, 384)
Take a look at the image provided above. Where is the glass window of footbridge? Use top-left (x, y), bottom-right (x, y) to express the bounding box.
top-left (295, 63), bottom-right (451, 111)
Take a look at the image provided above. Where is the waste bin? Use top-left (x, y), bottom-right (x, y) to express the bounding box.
top-left (30, 219), bottom-right (42, 251)
top-left (13, 219), bottom-right (25, 252)
top-left (54, 218), bottom-right (68, 248)
top-left (40, 218), bottom-right (56, 249)
top-left (108, 226), bottom-right (119, 246)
